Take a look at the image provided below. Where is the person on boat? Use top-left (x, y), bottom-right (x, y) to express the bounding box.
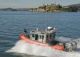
top-left (24, 29), bottom-right (27, 33)
top-left (24, 29), bottom-right (30, 38)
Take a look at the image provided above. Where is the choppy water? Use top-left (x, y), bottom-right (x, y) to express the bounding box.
top-left (0, 11), bottom-right (80, 57)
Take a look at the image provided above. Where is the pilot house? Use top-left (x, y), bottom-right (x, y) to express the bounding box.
top-left (29, 27), bottom-right (56, 43)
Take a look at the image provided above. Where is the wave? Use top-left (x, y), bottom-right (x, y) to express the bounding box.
top-left (6, 37), bottom-right (80, 57)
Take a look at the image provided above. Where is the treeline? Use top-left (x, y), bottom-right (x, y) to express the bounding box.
top-left (0, 3), bottom-right (80, 12)
top-left (36, 4), bottom-right (80, 12)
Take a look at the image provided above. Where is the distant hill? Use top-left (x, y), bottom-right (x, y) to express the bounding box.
top-left (0, 8), bottom-right (31, 11)
top-left (0, 3), bottom-right (80, 12)
top-left (67, 3), bottom-right (80, 8)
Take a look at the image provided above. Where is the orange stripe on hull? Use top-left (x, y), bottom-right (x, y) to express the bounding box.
top-left (19, 33), bottom-right (64, 51)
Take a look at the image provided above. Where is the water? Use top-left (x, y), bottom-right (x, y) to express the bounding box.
top-left (0, 11), bottom-right (80, 57)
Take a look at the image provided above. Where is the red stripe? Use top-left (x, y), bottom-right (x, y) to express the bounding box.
top-left (19, 33), bottom-right (64, 51)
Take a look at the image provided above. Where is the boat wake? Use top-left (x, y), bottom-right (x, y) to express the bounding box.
top-left (6, 37), bottom-right (80, 57)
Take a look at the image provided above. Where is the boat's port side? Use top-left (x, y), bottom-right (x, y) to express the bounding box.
top-left (21, 27), bottom-right (77, 52)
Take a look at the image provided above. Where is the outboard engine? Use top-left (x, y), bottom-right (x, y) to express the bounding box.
top-left (64, 41), bottom-right (77, 52)
top-left (65, 43), bottom-right (73, 51)
top-left (70, 41), bottom-right (77, 50)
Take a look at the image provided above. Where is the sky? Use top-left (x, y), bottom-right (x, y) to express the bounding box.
top-left (0, 0), bottom-right (80, 8)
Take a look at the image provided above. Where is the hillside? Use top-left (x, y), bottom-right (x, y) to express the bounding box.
top-left (67, 3), bottom-right (80, 8)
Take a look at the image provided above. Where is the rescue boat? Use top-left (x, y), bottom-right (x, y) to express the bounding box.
top-left (19, 27), bottom-right (77, 52)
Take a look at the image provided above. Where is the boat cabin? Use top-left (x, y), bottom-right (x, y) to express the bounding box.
top-left (22, 27), bottom-right (77, 51)
top-left (28, 27), bottom-right (56, 43)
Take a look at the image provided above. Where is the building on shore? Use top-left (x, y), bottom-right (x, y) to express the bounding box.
top-left (37, 4), bottom-right (62, 12)
top-left (31, 3), bottom-right (79, 12)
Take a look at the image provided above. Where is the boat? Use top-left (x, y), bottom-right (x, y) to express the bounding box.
top-left (19, 27), bottom-right (77, 52)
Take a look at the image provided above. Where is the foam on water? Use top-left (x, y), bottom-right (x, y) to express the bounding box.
top-left (6, 37), bottom-right (80, 57)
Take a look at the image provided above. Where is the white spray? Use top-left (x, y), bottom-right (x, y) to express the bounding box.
top-left (6, 37), bottom-right (80, 57)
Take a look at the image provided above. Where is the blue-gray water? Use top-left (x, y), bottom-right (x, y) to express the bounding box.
top-left (0, 11), bottom-right (80, 57)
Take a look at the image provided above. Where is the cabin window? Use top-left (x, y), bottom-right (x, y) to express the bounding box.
top-left (32, 34), bottom-right (35, 37)
top-left (42, 35), bottom-right (44, 39)
top-left (35, 34), bottom-right (38, 40)
top-left (50, 34), bottom-right (55, 38)
top-left (50, 34), bottom-right (52, 38)
top-left (39, 35), bottom-right (44, 39)
top-left (53, 33), bottom-right (56, 38)
top-left (46, 34), bottom-right (51, 38)
top-left (40, 35), bottom-right (42, 39)
top-left (46, 35), bottom-right (48, 38)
